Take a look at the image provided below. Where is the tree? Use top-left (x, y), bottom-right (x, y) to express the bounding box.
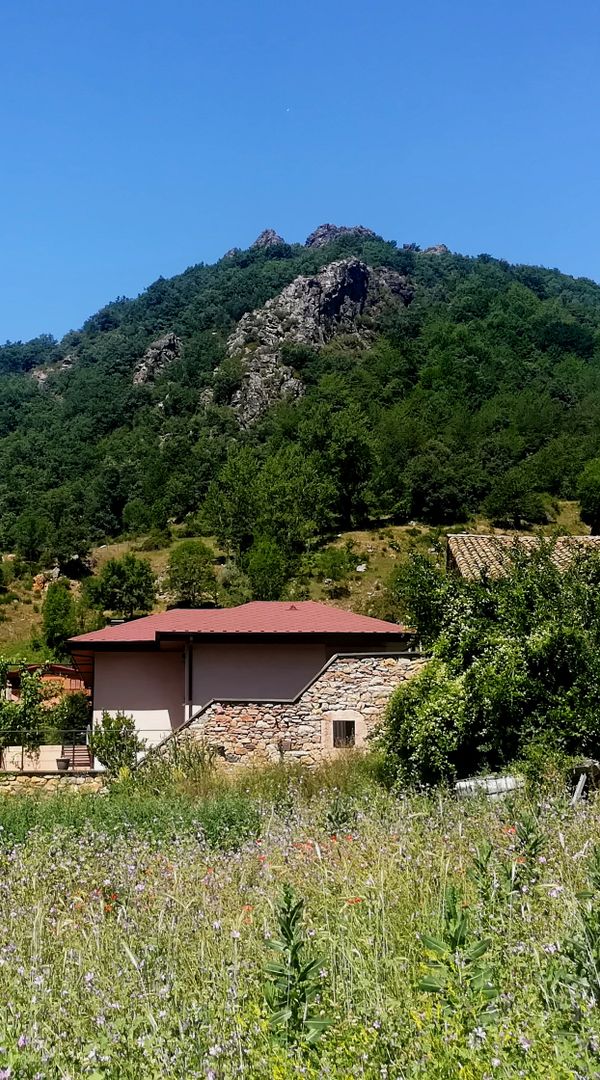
top-left (0, 663), bottom-right (44, 756)
top-left (255, 446), bottom-right (335, 553)
top-left (203, 446), bottom-right (260, 555)
top-left (42, 579), bottom-right (77, 657)
top-left (45, 690), bottom-right (91, 743)
top-left (578, 459), bottom-right (600, 534)
top-left (14, 511), bottom-right (51, 565)
top-left (166, 540), bottom-right (217, 607)
top-left (91, 554), bottom-right (156, 619)
top-left (484, 469), bottom-right (550, 529)
top-left (379, 545), bottom-right (600, 787)
top-left (245, 536), bottom-right (289, 600)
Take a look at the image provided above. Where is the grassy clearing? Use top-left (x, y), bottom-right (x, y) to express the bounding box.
top-left (0, 503), bottom-right (588, 657)
top-left (0, 760), bottom-right (599, 1077)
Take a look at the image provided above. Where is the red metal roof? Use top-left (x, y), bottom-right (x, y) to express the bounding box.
top-left (69, 601), bottom-right (409, 646)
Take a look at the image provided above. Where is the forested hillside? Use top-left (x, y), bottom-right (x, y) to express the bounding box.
top-left (3, 226), bottom-right (600, 588)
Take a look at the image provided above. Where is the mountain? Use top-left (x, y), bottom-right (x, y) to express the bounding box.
top-left (2, 224), bottom-right (600, 577)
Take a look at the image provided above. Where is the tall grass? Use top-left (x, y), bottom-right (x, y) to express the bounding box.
top-left (0, 760), bottom-right (597, 1076)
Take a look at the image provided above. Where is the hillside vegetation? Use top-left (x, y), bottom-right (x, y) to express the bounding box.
top-left (0, 500), bottom-right (586, 662)
top-left (3, 227), bottom-right (600, 601)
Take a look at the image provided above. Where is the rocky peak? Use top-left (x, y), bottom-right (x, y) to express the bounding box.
top-left (212, 258), bottom-right (414, 427)
top-left (133, 332), bottom-right (182, 386)
top-left (251, 228), bottom-right (286, 249)
top-left (423, 243), bottom-right (449, 255)
top-left (305, 223), bottom-right (377, 249)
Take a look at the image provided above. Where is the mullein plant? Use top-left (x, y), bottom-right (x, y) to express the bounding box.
top-left (264, 884), bottom-right (332, 1049)
top-left (418, 885), bottom-right (498, 1034)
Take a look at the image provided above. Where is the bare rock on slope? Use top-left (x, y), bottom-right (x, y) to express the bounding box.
top-left (133, 332), bottom-right (182, 386)
top-left (251, 228), bottom-right (286, 249)
top-left (423, 243), bottom-right (450, 255)
top-left (305, 223), bottom-right (377, 248)
top-left (216, 258), bottom-right (414, 426)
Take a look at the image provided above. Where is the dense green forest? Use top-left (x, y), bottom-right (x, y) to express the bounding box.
top-left (3, 230), bottom-right (600, 586)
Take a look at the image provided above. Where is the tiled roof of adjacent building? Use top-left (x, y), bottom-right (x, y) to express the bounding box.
top-left (69, 601), bottom-right (411, 647)
top-left (447, 533), bottom-right (600, 580)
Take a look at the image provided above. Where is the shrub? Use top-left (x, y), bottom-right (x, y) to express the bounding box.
top-left (91, 712), bottom-right (146, 775)
top-left (136, 734), bottom-right (219, 796)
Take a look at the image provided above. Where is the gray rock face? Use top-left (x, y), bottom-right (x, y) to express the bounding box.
top-left (30, 354), bottom-right (75, 390)
top-left (133, 332), bottom-right (182, 386)
top-left (423, 243), bottom-right (449, 255)
top-left (217, 258), bottom-right (413, 426)
top-left (305, 223), bottom-right (377, 248)
top-left (251, 228), bottom-right (286, 249)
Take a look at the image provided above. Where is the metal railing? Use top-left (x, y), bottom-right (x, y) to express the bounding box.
top-left (0, 728), bottom-right (92, 773)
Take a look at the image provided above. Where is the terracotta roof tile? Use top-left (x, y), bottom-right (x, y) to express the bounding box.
top-left (69, 601), bottom-right (410, 647)
top-left (447, 533), bottom-right (600, 580)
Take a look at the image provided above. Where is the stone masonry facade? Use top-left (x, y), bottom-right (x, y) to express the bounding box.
top-left (184, 654), bottom-right (426, 766)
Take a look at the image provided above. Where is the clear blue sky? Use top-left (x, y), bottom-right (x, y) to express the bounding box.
top-left (1, 0), bottom-right (599, 342)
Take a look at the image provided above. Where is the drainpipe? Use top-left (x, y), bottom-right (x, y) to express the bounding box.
top-left (184, 638), bottom-right (192, 723)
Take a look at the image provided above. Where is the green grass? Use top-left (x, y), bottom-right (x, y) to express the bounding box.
top-left (0, 759), bottom-right (598, 1076)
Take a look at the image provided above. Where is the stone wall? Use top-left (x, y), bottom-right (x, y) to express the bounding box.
top-left (0, 773), bottom-right (105, 796)
top-left (184, 654), bottom-right (426, 766)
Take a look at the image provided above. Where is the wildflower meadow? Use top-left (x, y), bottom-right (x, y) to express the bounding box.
top-left (0, 759), bottom-right (599, 1078)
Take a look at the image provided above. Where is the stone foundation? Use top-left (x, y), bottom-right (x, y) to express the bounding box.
top-left (182, 653), bottom-right (426, 766)
top-left (0, 773), bottom-right (105, 795)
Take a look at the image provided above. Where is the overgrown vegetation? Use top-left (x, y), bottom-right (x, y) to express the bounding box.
top-left (0, 759), bottom-right (598, 1076)
top-left (380, 543), bottom-right (600, 786)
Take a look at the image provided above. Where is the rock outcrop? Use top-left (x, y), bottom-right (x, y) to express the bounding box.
top-left (214, 258), bottom-right (414, 426)
top-left (30, 354), bottom-right (75, 390)
top-left (305, 223), bottom-right (377, 248)
top-left (251, 228), bottom-right (286, 249)
top-left (423, 243), bottom-right (449, 255)
top-left (133, 332), bottom-right (182, 386)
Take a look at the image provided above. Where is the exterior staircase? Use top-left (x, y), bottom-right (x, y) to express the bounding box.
top-left (60, 742), bottom-right (93, 770)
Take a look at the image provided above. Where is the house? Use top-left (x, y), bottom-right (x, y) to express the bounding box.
top-left (1, 664), bottom-right (91, 774)
top-left (7, 663), bottom-right (88, 705)
top-left (447, 533), bottom-right (600, 580)
top-left (69, 601), bottom-right (423, 765)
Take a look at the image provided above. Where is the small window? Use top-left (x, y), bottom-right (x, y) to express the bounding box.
top-left (333, 719), bottom-right (355, 748)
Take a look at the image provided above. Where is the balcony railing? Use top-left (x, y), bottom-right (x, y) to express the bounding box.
top-left (0, 728), bottom-right (92, 773)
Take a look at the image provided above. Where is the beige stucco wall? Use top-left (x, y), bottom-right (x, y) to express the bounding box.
top-left (93, 650), bottom-right (184, 747)
top-left (191, 642), bottom-right (332, 710)
top-left (3, 745), bottom-right (66, 771)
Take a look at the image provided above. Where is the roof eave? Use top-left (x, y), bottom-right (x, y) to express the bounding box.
top-left (69, 627), bottom-right (414, 650)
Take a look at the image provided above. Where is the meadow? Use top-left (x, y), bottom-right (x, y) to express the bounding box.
top-left (0, 758), bottom-right (599, 1079)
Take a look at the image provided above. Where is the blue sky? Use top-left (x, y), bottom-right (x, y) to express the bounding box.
top-left (1, 0), bottom-right (599, 342)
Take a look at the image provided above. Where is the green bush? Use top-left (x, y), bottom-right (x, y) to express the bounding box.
top-left (380, 543), bottom-right (600, 786)
top-left (91, 711), bottom-right (146, 775)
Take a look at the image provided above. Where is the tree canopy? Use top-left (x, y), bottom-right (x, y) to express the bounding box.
top-left (87, 554), bottom-right (156, 619)
top-left (166, 540), bottom-right (217, 607)
top-left (380, 546), bottom-right (600, 786)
